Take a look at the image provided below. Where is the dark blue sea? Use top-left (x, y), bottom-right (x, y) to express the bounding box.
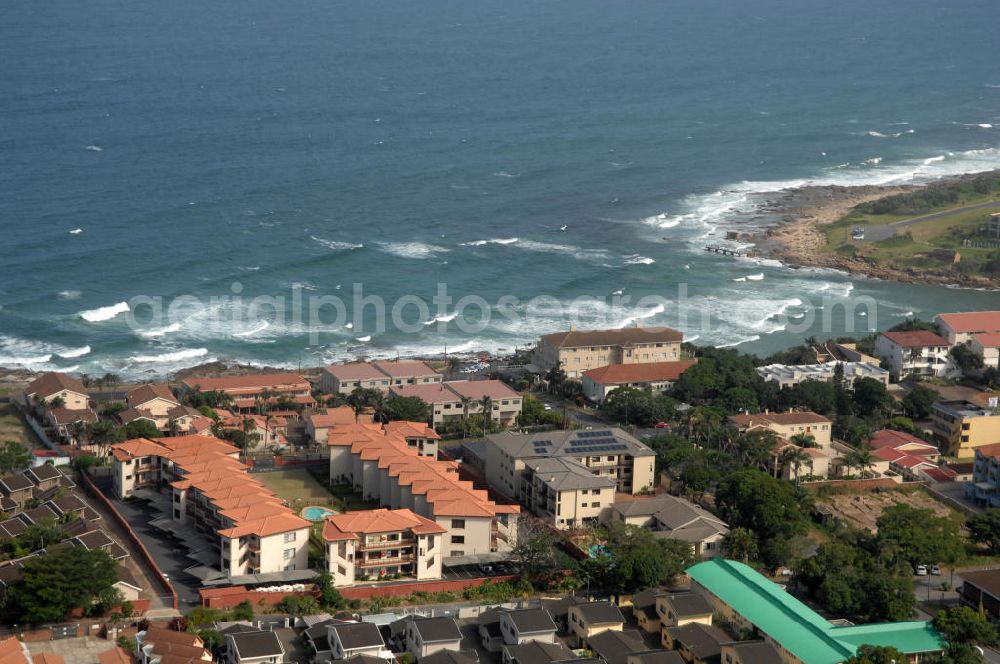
top-left (2, 0), bottom-right (999, 377)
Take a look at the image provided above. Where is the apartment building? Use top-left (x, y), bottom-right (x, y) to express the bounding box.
top-left (522, 457), bottom-right (617, 529)
top-left (935, 310), bottom-right (1000, 345)
top-left (389, 383), bottom-right (464, 428)
top-left (390, 380), bottom-right (523, 429)
top-left (932, 397), bottom-right (1000, 458)
top-left (321, 360), bottom-right (442, 395)
top-left (180, 373), bottom-right (314, 411)
top-left (111, 435), bottom-right (310, 576)
top-left (875, 330), bottom-right (952, 380)
top-left (23, 372), bottom-right (89, 411)
top-left (322, 508), bottom-right (446, 587)
top-left (728, 411), bottom-right (833, 448)
top-left (328, 421), bottom-right (519, 559)
top-left (305, 406), bottom-right (361, 443)
top-left (970, 333), bottom-right (1000, 370)
top-left (484, 429), bottom-right (656, 513)
top-left (534, 326), bottom-right (684, 379)
top-left (756, 361), bottom-right (889, 389)
top-left (582, 360), bottom-right (697, 403)
top-left (964, 443), bottom-right (1000, 507)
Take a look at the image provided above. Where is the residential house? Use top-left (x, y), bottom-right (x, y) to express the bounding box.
top-left (500, 641), bottom-right (574, 664)
top-left (728, 411), bottom-right (832, 449)
top-left (687, 558), bottom-right (944, 664)
top-left (442, 380), bottom-right (522, 428)
top-left (541, 596), bottom-right (591, 635)
top-left (581, 361), bottom-right (697, 404)
top-left (534, 326), bottom-right (684, 379)
top-left (661, 623), bottom-right (729, 664)
top-left (586, 630), bottom-right (648, 664)
top-left (125, 384), bottom-right (181, 428)
top-left (0, 473), bottom-right (35, 511)
top-left (970, 333), bottom-right (1000, 370)
top-left (627, 652), bottom-right (684, 664)
top-left (629, 589), bottom-right (663, 634)
top-left (323, 509), bottom-right (446, 587)
top-left (868, 429), bottom-right (941, 480)
top-left (136, 626), bottom-right (212, 664)
top-left (521, 457), bottom-right (616, 528)
top-left (655, 593), bottom-right (714, 629)
top-left (98, 647), bottom-right (135, 664)
top-left (23, 372), bottom-right (89, 411)
top-left (111, 435), bottom-right (310, 576)
top-left (225, 630), bottom-right (284, 664)
top-left (372, 360), bottom-right (443, 388)
top-left (935, 311), bottom-right (1000, 345)
top-left (773, 443), bottom-right (832, 482)
top-left (606, 495), bottom-right (729, 558)
top-left (717, 642), bottom-right (782, 664)
top-left (568, 601), bottom-right (624, 648)
top-left (327, 422), bottom-right (518, 560)
top-left (875, 330), bottom-right (952, 380)
top-left (479, 608), bottom-right (557, 652)
top-left (327, 622), bottom-right (386, 662)
top-left (756, 362), bottom-right (889, 389)
top-left (46, 407), bottom-right (97, 442)
top-left (390, 616), bottom-right (462, 661)
top-left (484, 428), bottom-right (657, 513)
top-left (421, 653), bottom-right (478, 664)
top-left (965, 443), bottom-right (1000, 507)
top-left (932, 398), bottom-right (1000, 458)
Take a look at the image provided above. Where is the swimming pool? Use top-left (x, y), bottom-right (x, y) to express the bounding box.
top-left (302, 506), bottom-right (336, 521)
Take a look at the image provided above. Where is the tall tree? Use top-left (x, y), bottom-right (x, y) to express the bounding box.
top-left (876, 504), bottom-right (964, 567)
top-left (14, 547), bottom-right (117, 624)
top-left (967, 510), bottom-right (1000, 555)
top-left (0, 441), bottom-right (31, 474)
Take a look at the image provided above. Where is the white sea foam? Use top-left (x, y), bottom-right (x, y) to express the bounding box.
top-left (624, 255), bottom-right (655, 265)
top-left (866, 131), bottom-right (888, 138)
top-left (923, 155), bottom-right (946, 165)
top-left (69, 228), bottom-right (83, 235)
top-left (642, 212), bottom-right (686, 229)
top-left (233, 320), bottom-right (270, 337)
top-left (310, 235), bottom-right (364, 252)
top-left (137, 322), bottom-right (182, 338)
top-left (718, 335), bottom-right (761, 348)
top-left (58, 290), bottom-right (82, 300)
top-left (733, 277), bottom-right (746, 282)
top-left (356, 335), bottom-right (372, 342)
top-left (617, 303), bottom-right (666, 328)
top-left (377, 241), bottom-right (449, 259)
top-left (129, 348), bottom-right (208, 363)
top-left (424, 313), bottom-right (458, 325)
top-left (461, 237), bottom-right (519, 246)
top-left (57, 345), bottom-right (91, 359)
top-left (84, 145), bottom-right (103, 152)
top-left (493, 171), bottom-right (519, 178)
top-left (746, 273), bottom-right (764, 281)
top-left (513, 240), bottom-right (611, 263)
top-left (79, 301), bottom-right (129, 322)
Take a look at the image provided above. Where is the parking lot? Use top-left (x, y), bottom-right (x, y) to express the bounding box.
top-left (443, 561), bottom-right (519, 580)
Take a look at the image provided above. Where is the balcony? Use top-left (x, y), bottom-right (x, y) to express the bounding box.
top-left (361, 537), bottom-right (414, 550)
top-left (357, 554), bottom-right (414, 567)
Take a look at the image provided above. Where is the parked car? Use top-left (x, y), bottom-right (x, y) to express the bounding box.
top-left (654, 422), bottom-right (670, 429)
top-left (931, 565), bottom-right (941, 576)
top-left (915, 565), bottom-right (928, 576)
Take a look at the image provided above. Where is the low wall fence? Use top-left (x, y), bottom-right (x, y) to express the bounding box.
top-left (199, 586), bottom-right (320, 609)
top-left (338, 575), bottom-right (520, 601)
top-left (803, 478), bottom-right (907, 491)
top-left (11, 401), bottom-right (59, 452)
top-left (80, 472), bottom-right (179, 611)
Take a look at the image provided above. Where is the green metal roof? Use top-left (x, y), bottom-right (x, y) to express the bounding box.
top-left (686, 559), bottom-right (944, 664)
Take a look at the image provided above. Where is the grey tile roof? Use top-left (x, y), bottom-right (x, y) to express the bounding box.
top-left (403, 616), bottom-right (462, 643)
top-left (626, 651), bottom-right (685, 664)
top-left (527, 457), bottom-right (616, 492)
top-left (229, 630), bottom-right (284, 660)
top-left (421, 651), bottom-right (479, 664)
top-left (504, 608), bottom-right (556, 634)
top-left (614, 495), bottom-right (728, 541)
top-left (502, 641), bottom-right (574, 664)
top-left (663, 623), bottom-right (730, 659)
top-left (572, 601), bottom-right (624, 625)
top-left (331, 622), bottom-right (384, 651)
top-left (724, 641), bottom-right (781, 664)
top-left (659, 593), bottom-right (713, 619)
top-left (587, 629), bottom-right (647, 664)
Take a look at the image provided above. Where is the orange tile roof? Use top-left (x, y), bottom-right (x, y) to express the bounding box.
top-left (181, 373), bottom-right (309, 395)
top-left (98, 647), bottom-right (134, 664)
top-left (937, 311), bottom-right (1000, 334)
top-left (0, 638), bottom-right (29, 664)
top-left (973, 333), bottom-right (1000, 349)
top-left (729, 411), bottom-right (831, 428)
top-left (322, 508), bottom-right (446, 541)
top-left (974, 443), bottom-right (1000, 461)
top-left (443, 379), bottom-right (521, 402)
top-left (372, 360), bottom-right (439, 378)
top-left (127, 383), bottom-right (178, 407)
top-left (25, 372), bottom-right (87, 399)
top-left (218, 512), bottom-right (311, 538)
top-left (583, 360), bottom-right (698, 385)
top-left (881, 330), bottom-right (949, 348)
top-left (324, 362), bottom-right (389, 381)
top-left (308, 407), bottom-right (358, 428)
top-left (32, 654), bottom-right (65, 664)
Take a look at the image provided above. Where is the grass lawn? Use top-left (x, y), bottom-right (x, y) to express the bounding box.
top-left (256, 468), bottom-right (339, 509)
top-left (0, 403), bottom-right (42, 449)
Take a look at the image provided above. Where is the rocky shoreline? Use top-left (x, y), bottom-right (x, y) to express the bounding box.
top-left (750, 174), bottom-right (1000, 289)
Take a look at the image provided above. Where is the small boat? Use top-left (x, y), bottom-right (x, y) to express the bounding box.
top-left (746, 273), bottom-right (764, 281)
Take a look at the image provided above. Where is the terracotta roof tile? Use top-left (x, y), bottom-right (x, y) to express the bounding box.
top-left (936, 311), bottom-right (1000, 334)
top-left (881, 330), bottom-right (949, 348)
top-left (583, 360), bottom-right (698, 384)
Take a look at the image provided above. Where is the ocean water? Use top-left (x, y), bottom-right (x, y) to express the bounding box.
top-left (2, 0), bottom-right (1000, 377)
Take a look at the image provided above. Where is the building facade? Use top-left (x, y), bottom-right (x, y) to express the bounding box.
top-left (581, 360), bottom-right (697, 403)
top-left (875, 330), bottom-right (952, 380)
top-left (534, 327), bottom-right (684, 379)
top-left (756, 362), bottom-right (889, 388)
top-left (932, 398), bottom-right (1000, 458)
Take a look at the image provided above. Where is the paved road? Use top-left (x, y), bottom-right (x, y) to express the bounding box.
top-left (861, 199), bottom-right (1000, 242)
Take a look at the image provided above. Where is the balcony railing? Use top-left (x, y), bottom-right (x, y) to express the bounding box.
top-left (357, 555), bottom-right (414, 567)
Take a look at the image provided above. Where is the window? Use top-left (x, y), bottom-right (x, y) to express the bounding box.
top-left (338, 565), bottom-right (346, 575)
top-left (451, 519), bottom-right (465, 529)
top-left (427, 557), bottom-right (435, 568)
top-left (453, 550), bottom-right (464, 556)
top-left (283, 548), bottom-right (295, 560)
top-left (451, 535), bottom-right (465, 544)
top-left (591, 502), bottom-right (600, 508)
top-left (283, 531), bottom-right (296, 543)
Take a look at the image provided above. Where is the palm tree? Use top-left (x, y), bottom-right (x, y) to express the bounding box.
top-left (779, 446), bottom-right (813, 485)
top-left (459, 396), bottom-right (472, 440)
top-left (446, 356), bottom-right (462, 377)
top-left (167, 418), bottom-right (181, 437)
top-left (790, 433), bottom-right (818, 449)
top-left (724, 527), bottom-right (759, 564)
top-left (69, 421), bottom-right (88, 450)
top-left (480, 396), bottom-right (493, 437)
top-left (102, 373), bottom-right (120, 390)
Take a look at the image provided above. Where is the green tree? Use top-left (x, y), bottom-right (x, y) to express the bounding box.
top-left (716, 387), bottom-right (759, 415)
top-left (314, 572), bottom-right (346, 610)
top-left (950, 345), bottom-right (985, 375)
top-left (14, 547), bottom-right (117, 624)
top-left (123, 419), bottom-right (162, 439)
top-left (723, 527), bottom-right (759, 563)
top-left (383, 395), bottom-right (430, 423)
top-left (876, 504), bottom-right (964, 567)
top-left (18, 519), bottom-right (66, 552)
top-left (230, 600), bottom-right (255, 621)
top-left (845, 645), bottom-right (908, 664)
top-left (853, 377), bottom-right (894, 420)
top-left (276, 593), bottom-right (321, 616)
top-left (923, 642), bottom-right (987, 664)
top-left (511, 521), bottom-right (560, 581)
top-left (968, 510), bottom-right (1000, 555)
top-left (602, 523), bottom-right (694, 596)
top-left (0, 441), bottom-right (31, 474)
top-left (933, 606), bottom-right (998, 646)
top-left (902, 385), bottom-right (940, 420)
